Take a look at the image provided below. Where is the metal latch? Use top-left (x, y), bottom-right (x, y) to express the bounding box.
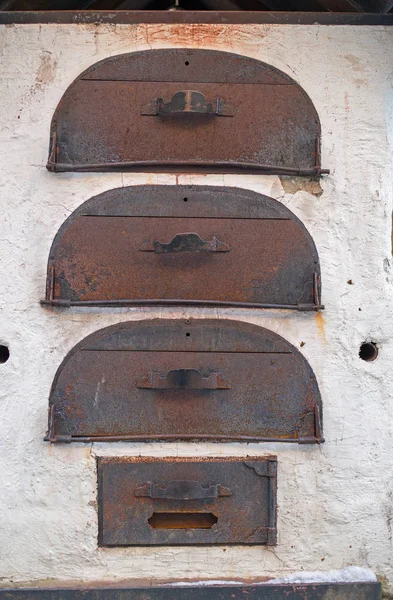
top-left (141, 91), bottom-right (234, 117)
top-left (140, 233), bottom-right (230, 254)
top-left (137, 369), bottom-right (231, 390)
top-left (135, 480), bottom-right (232, 500)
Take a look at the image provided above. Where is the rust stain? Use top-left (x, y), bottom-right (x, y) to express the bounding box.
top-left (140, 23), bottom-right (265, 48)
top-left (353, 78), bottom-right (367, 88)
top-left (19, 51), bottom-right (57, 116)
top-left (344, 91), bottom-right (350, 114)
top-left (315, 311), bottom-right (326, 342)
top-left (35, 52), bottom-right (57, 88)
top-left (84, 446), bottom-right (92, 466)
top-left (343, 54), bottom-right (365, 73)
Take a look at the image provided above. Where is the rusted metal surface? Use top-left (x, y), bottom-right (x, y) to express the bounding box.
top-left (0, 583), bottom-right (382, 599)
top-left (46, 49), bottom-right (328, 175)
top-left (97, 457), bottom-right (277, 546)
top-left (41, 185), bottom-right (323, 311)
top-left (46, 318), bottom-right (323, 444)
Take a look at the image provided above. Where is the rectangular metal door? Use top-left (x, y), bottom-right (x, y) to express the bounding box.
top-left (98, 457), bottom-right (277, 546)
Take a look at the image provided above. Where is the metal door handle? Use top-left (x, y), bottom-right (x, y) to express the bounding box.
top-left (140, 233), bottom-right (230, 254)
top-left (137, 369), bottom-right (231, 390)
top-left (135, 480), bottom-right (232, 500)
top-left (141, 90), bottom-right (234, 117)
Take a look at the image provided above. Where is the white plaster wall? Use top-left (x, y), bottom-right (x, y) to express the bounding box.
top-left (0, 21), bottom-right (392, 590)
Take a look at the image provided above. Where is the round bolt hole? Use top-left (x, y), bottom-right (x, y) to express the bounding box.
top-left (0, 345), bottom-right (10, 364)
top-left (183, 197), bottom-right (188, 202)
top-left (186, 332), bottom-right (191, 337)
top-left (185, 61), bottom-right (189, 66)
top-left (359, 342), bottom-right (378, 362)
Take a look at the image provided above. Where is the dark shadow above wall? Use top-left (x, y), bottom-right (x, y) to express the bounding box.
top-left (0, 12), bottom-right (392, 24)
top-left (0, 0), bottom-right (392, 16)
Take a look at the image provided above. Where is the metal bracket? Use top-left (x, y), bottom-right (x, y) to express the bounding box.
top-left (141, 91), bottom-right (234, 117)
top-left (41, 265), bottom-right (73, 307)
top-left (137, 369), bottom-right (231, 390)
top-left (46, 160), bottom-right (329, 175)
top-left (313, 271), bottom-right (321, 308)
top-left (135, 480), bottom-right (232, 500)
top-left (298, 303), bottom-right (325, 311)
top-left (44, 405), bottom-right (73, 443)
top-left (47, 128), bottom-right (57, 172)
top-left (41, 298), bottom-right (324, 310)
top-left (46, 263), bottom-right (55, 304)
top-left (49, 434), bottom-right (72, 443)
top-left (298, 405), bottom-right (324, 444)
top-left (140, 233), bottom-right (230, 254)
top-left (266, 527), bottom-right (277, 546)
top-left (244, 460), bottom-right (277, 478)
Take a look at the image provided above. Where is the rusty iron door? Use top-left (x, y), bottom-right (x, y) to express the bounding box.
top-left (97, 457), bottom-right (277, 546)
top-left (47, 49), bottom-right (328, 175)
top-left (47, 319), bottom-right (323, 444)
top-left (41, 185), bottom-right (322, 311)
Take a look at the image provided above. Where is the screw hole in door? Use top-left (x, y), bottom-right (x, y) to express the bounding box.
top-left (185, 61), bottom-right (189, 66)
top-left (186, 332), bottom-right (190, 337)
top-left (359, 342), bottom-right (378, 362)
top-left (148, 512), bottom-right (217, 529)
top-left (0, 345), bottom-right (9, 364)
top-left (183, 197), bottom-right (188, 202)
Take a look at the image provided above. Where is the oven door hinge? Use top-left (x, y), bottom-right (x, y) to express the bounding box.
top-left (298, 405), bottom-right (324, 444)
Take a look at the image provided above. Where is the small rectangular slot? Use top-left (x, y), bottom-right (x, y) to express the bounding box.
top-left (148, 512), bottom-right (217, 529)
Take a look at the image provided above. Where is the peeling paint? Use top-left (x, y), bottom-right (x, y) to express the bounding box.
top-left (279, 177), bottom-right (323, 197)
top-left (35, 52), bottom-right (57, 88)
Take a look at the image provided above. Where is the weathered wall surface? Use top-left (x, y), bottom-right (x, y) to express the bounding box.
top-left (0, 22), bottom-right (392, 590)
